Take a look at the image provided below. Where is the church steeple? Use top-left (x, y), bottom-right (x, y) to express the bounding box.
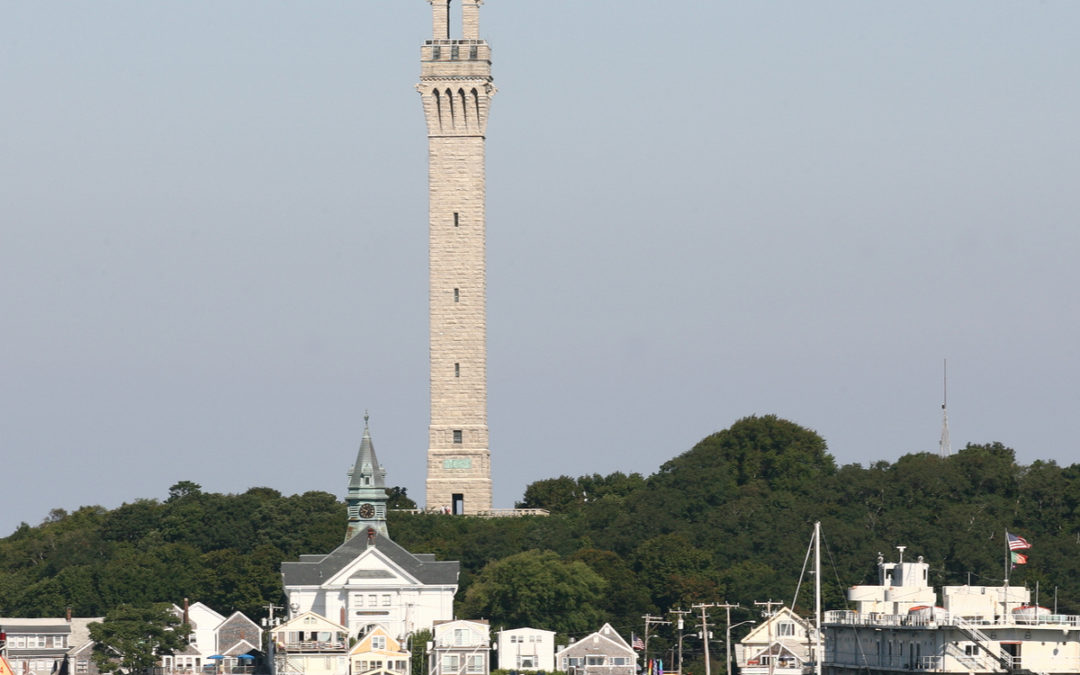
top-left (345, 413), bottom-right (389, 541)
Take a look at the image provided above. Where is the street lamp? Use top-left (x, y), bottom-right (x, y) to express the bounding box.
top-left (726, 621), bottom-right (756, 675)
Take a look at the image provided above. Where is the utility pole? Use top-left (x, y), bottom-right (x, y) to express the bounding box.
top-left (693, 604), bottom-right (716, 675)
top-left (754, 601), bottom-right (783, 675)
top-left (670, 608), bottom-right (691, 675)
top-left (642, 614), bottom-right (671, 671)
top-left (715, 602), bottom-right (740, 675)
top-left (262, 603), bottom-right (284, 675)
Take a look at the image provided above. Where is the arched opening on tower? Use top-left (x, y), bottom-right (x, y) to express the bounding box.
top-left (433, 89), bottom-right (443, 132)
top-left (458, 89), bottom-right (467, 128)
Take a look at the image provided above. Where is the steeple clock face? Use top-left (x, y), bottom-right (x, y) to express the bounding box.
top-left (359, 503), bottom-right (375, 519)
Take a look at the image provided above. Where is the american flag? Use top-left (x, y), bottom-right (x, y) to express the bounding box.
top-left (632, 635), bottom-right (645, 651)
top-left (1007, 532), bottom-right (1031, 551)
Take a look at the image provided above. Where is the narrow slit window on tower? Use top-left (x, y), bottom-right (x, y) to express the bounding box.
top-left (454, 288), bottom-right (459, 302)
top-left (453, 430), bottom-right (463, 444)
top-left (454, 362), bottom-right (460, 377)
top-left (451, 44), bottom-right (459, 60)
top-left (453, 212), bottom-right (459, 227)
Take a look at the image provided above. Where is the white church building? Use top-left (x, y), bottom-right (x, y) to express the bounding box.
top-left (281, 418), bottom-right (459, 642)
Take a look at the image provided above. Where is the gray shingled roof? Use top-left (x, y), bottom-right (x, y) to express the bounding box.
top-left (281, 531), bottom-right (458, 587)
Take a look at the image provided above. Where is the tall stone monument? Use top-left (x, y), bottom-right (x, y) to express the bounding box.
top-left (417, 0), bottom-right (494, 514)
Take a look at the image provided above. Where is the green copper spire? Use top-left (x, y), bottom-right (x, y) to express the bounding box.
top-left (345, 412), bottom-right (389, 541)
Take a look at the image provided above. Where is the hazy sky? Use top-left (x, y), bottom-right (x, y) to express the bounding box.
top-left (3, 1), bottom-right (1078, 537)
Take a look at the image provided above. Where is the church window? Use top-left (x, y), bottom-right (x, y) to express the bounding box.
top-left (455, 363), bottom-right (460, 377)
top-left (382, 594), bottom-right (392, 606)
top-left (304, 617), bottom-right (316, 625)
top-left (368, 594), bottom-right (377, 606)
top-left (356, 595), bottom-right (364, 607)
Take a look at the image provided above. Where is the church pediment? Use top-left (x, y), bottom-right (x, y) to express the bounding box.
top-left (324, 547), bottom-right (421, 587)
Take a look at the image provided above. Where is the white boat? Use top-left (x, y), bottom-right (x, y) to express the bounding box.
top-left (822, 548), bottom-right (1080, 674)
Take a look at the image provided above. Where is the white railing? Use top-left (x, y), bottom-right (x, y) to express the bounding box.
top-left (824, 609), bottom-right (1080, 629)
top-left (393, 508), bottom-right (550, 517)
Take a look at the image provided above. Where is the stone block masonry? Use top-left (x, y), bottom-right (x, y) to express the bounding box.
top-left (419, 0), bottom-right (494, 515)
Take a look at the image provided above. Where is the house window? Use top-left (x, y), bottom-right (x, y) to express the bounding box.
top-left (613, 658), bottom-right (629, 666)
top-left (964, 645), bottom-right (978, 657)
top-left (587, 656), bottom-right (605, 666)
top-left (453, 430), bottom-right (462, 444)
top-left (454, 628), bottom-right (471, 646)
top-left (519, 656), bottom-right (536, 668)
top-left (759, 656), bottom-right (773, 666)
top-left (52, 636), bottom-right (66, 648)
top-left (76, 661), bottom-right (88, 674)
top-left (442, 655), bottom-right (459, 671)
top-left (777, 622), bottom-right (795, 637)
top-left (372, 636), bottom-right (386, 650)
top-left (467, 655), bottom-right (484, 673)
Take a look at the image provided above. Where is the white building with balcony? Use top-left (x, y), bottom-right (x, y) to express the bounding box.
top-left (737, 607), bottom-right (819, 675)
top-left (428, 620), bottom-right (490, 675)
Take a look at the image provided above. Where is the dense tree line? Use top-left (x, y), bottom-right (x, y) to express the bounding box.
top-left (3, 415), bottom-right (1080, 663)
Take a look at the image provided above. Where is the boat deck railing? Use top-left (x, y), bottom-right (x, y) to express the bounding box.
top-left (824, 609), bottom-right (1080, 628)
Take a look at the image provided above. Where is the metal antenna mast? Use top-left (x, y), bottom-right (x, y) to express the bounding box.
top-left (939, 358), bottom-right (952, 457)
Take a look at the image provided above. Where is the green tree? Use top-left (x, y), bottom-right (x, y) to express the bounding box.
top-left (460, 550), bottom-right (606, 637)
top-left (387, 487), bottom-right (417, 509)
top-left (89, 603), bottom-right (191, 673)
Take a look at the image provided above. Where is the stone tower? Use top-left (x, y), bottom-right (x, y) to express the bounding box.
top-left (344, 414), bottom-right (389, 540)
top-left (418, 0), bottom-right (494, 514)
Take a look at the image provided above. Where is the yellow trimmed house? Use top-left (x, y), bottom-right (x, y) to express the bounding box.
top-left (349, 626), bottom-right (410, 675)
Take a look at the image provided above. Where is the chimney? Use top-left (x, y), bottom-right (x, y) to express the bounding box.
top-left (183, 598), bottom-right (190, 625)
top-left (66, 607), bottom-right (72, 623)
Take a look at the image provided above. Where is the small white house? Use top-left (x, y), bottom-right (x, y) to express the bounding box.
top-left (736, 607), bottom-right (819, 675)
top-left (496, 628), bottom-right (555, 671)
top-left (428, 620), bottom-right (490, 675)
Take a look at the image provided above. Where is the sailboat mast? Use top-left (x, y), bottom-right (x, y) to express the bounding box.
top-left (814, 521), bottom-right (822, 675)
